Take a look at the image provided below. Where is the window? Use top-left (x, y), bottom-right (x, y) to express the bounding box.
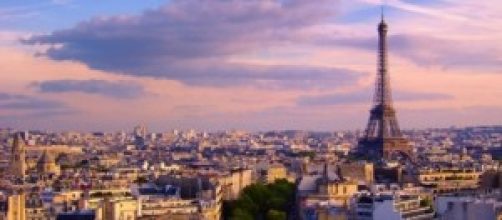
top-left (357, 211), bottom-right (372, 217)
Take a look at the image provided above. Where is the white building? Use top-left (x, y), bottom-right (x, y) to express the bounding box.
top-left (435, 194), bottom-right (502, 220)
top-left (355, 194), bottom-right (434, 220)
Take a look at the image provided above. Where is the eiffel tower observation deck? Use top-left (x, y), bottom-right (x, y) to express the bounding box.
top-left (358, 14), bottom-right (412, 161)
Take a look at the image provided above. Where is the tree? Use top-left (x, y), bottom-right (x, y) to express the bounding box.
top-left (420, 197), bottom-right (432, 208)
top-left (227, 179), bottom-right (295, 220)
top-left (266, 209), bottom-right (286, 220)
top-left (134, 176), bottom-right (148, 184)
top-left (230, 208), bottom-right (253, 220)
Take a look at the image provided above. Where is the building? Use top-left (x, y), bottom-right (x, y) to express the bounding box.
top-left (103, 198), bottom-right (138, 220)
top-left (355, 194), bottom-right (434, 220)
top-left (136, 186), bottom-right (221, 220)
top-left (298, 164), bottom-right (358, 220)
top-left (220, 168), bottom-right (253, 200)
top-left (416, 168), bottom-right (481, 193)
top-left (136, 176), bottom-right (222, 220)
top-left (260, 163), bottom-right (288, 184)
top-left (357, 14), bottom-right (412, 161)
top-left (139, 197), bottom-right (198, 219)
top-left (25, 145), bottom-right (84, 156)
top-left (435, 194), bottom-right (502, 220)
top-left (6, 193), bottom-right (25, 220)
top-left (36, 150), bottom-right (61, 176)
top-left (339, 162), bottom-right (374, 185)
top-left (25, 194), bottom-right (49, 220)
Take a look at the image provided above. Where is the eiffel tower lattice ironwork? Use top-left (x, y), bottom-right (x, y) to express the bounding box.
top-left (358, 15), bottom-right (412, 160)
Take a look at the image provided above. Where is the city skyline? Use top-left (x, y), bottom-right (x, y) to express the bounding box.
top-left (0, 0), bottom-right (501, 132)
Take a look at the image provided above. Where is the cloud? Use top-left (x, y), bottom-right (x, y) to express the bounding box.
top-left (399, 105), bottom-right (502, 129)
top-left (1, 0), bottom-right (500, 131)
top-left (32, 79), bottom-right (147, 99)
top-left (0, 93), bottom-right (27, 100)
top-left (21, 0), bottom-right (361, 88)
top-left (297, 89), bottom-right (453, 106)
top-left (0, 93), bottom-right (71, 112)
top-left (359, 0), bottom-right (467, 22)
top-left (0, 98), bottom-right (65, 110)
top-left (390, 35), bottom-right (502, 69)
top-left (145, 63), bottom-right (363, 89)
top-left (0, 5), bottom-right (40, 20)
top-left (322, 34), bottom-right (502, 70)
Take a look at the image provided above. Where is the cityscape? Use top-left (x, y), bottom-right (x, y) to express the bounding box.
top-left (0, 1), bottom-right (501, 220)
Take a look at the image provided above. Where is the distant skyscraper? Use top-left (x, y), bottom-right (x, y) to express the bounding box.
top-left (358, 15), bottom-right (412, 160)
top-left (10, 133), bottom-right (26, 179)
top-left (134, 124), bottom-right (147, 150)
top-left (134, 124), bottom-right (147, 139)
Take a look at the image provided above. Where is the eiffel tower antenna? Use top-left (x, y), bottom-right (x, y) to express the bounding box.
top-left (381, 5), bottom-right (384, 21)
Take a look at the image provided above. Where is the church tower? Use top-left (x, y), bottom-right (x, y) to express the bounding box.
top-left (10, 133), bottom-right (26, 179)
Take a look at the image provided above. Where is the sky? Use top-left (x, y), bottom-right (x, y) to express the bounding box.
top-left (0, 0), bottom-right (501, 132)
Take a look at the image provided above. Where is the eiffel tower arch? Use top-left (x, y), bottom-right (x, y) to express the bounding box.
top-left (357, 15), bottom-right (413, 161)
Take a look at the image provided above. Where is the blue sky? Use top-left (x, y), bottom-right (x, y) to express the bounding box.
top-left (1, 0), bottom-right (443, 32)
top-left (0, 0), bottom-right (169, 31)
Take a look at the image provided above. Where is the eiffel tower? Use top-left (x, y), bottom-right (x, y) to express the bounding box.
top-left (358, 14), bottom-right (412, 160)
